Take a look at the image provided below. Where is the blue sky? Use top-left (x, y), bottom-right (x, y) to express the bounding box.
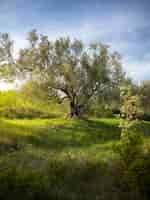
top-left (0, 0), bottom-right (150, 83)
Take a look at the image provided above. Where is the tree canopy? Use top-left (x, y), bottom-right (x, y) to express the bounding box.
top-left (0, 30), bottom-right (126, 117)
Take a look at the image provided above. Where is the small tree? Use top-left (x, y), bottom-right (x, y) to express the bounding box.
top-left (119, 86), bottom-right (143, 166)
top-left (139, 80), bottom-right (150, 118)
top-left (0, 33), bottom-right (17, 81)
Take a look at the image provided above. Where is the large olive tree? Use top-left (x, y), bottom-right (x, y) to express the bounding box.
top-left (1, 30), bottom-right (122, 117)
top-left (17, 30), bottom-right (117, 117)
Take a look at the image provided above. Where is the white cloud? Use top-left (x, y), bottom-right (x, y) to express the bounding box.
top-left (123, 55), bottom-right (150, 83)
top-left (0, 4), bottom-right (149, 82)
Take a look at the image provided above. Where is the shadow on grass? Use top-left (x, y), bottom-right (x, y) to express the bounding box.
top-left (0, 150), bottom-right (137, 200)
top-left (0, 118), bottom-right (121, 151)
top-left (0, 119), bottom-right (149, 200)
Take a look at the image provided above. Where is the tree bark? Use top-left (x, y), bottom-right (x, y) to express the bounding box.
top-left (70, 102), bottom-right (81, 118)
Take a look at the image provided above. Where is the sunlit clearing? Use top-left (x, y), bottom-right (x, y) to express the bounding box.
top-left (0, 81), bottom-right (16, 91)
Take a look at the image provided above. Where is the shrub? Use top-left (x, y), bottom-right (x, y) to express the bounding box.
top-left (117, 86), bottom-right (144, 166)
top-left (114, 127), bottom-right (143, 167)
top-left (89, 104), bottom-right (113, 118)
top-left (126, 150), bottom-right (150, 198)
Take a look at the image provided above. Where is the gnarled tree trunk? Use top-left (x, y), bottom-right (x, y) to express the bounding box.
top-left (70, 102), bottom-right (82, 118)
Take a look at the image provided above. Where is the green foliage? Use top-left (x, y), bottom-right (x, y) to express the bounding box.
top-left (0, 118), bottom-right (150, 199)
top-left (115, 120), bottom-right (143, 166)
top-left (120, 86), bottom-right (140, 120)
top-left (0, 30), bottom-right (128, 117)
top-left (0, 33), bottom-right (13, 64)
top-left (113, 85), bottom-right (144, 171)
top-left (110, 85), bottom-right (150, 199)
top-left (20, 80), bottom-right (50, 102)
top-left (125, 150), bottom-right (150, 197)
top-left (138, 80), bottom-right (150, 120)
top-left (0, 30), bottom-right (150, 199)
top-left (0, 157), bottom-right (122, 200)
top-left (89, 103), bottom-right (113, 118)
top-left (17, 33), bottom-right (113, 117)
top-left (0, 91), bottom-right (66, 119)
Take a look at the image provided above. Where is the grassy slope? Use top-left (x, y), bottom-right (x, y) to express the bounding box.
top-left (0, 91), bottom-right (68, 118)
top-left (0, 117), bottom-right (150, 199)
top-left (0, 118), bottom-right (120, 159)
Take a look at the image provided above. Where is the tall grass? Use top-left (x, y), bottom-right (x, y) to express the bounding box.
top-left (0, 118), bottom-right (150, 199)
top-left (0, 90), bottom-right (150, 199)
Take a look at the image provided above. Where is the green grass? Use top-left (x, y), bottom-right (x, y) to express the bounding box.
top-left (0, 118), bottom-right (120, 161)
top-left (0, 91), bottom-right (68, 118)
top-left (0, 117), bottom-right (150, 199)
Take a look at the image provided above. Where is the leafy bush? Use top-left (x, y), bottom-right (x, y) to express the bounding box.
top-left (126, 150), bottom-right (150, 198)
top-left (116, 86), bottom-right (144, 166)
top-left (89, 104), bottom-right (113, 118)
top-left (114, 131), bottom-right (143, 167)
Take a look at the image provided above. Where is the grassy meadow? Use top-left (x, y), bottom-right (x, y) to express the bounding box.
top-left (0, 91), bottom-right (150, 200)
top-left (0, 116), bottom-right (150, 199)
top-left (1, 18), bottom-right (150, 199)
